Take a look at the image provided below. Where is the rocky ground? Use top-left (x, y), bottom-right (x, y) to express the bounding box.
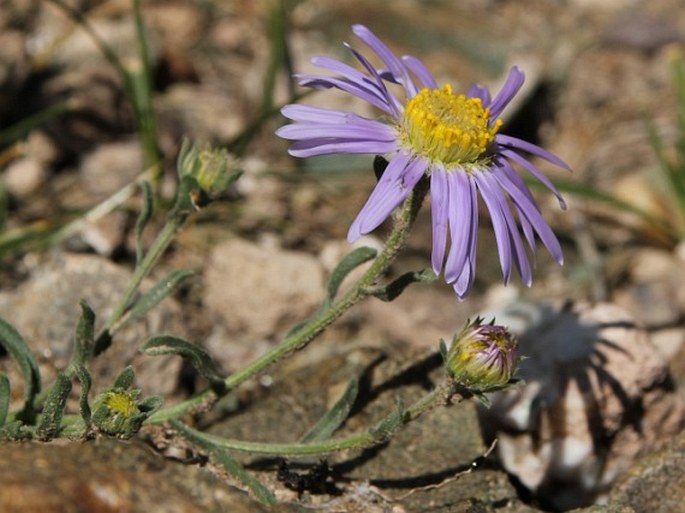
top-left (1, 0), bottom-right (685, 512)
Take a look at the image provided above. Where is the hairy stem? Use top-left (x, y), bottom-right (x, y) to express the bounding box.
top-left (148, 178), bottom-right (429, 424)
top-left (171, 380), bottom-right (457, 455)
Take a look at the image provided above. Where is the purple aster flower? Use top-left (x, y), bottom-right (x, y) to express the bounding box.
top-left (276, 24), bottom-right (569, 298)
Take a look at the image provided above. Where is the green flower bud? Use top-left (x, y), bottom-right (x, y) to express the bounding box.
top-left (91, 388), bottom-right (162, 438)
top-left (446, 318), bottom-right (519, 393)
top-left (177, 139), bottom-right (241, 206)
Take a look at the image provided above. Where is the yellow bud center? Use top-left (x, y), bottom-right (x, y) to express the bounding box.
top-left (104, 391), bottom-right (138, 418)
top-left (402, 85), bottom-right (502, 166)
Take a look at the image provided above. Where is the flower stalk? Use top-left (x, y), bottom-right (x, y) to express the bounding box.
top-left (172, 378), bottom-right (459, 456)
top-left (148, 178), bottom-right (429, 424)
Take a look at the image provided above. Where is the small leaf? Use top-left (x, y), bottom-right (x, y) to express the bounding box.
top-left (0, 374), bottom-right (10, 427)
top-left (123, 269), bottom-right (193, 327)
top-left (74, 365), bottom-right (92, 427)
top-left (138, 395), bottom-right (163, 413)
top-left (172, 420), bottom-right (276, 505)
top-left (0, 317), bottom-right (41, 422)
top-left (284, 319), bottom-right (309, 339)
top-left (370, 399), bottom-right (405, 441)
top-left (37, 373), bottom-right (72, 440)
top-left (135, 180), bottom-right (155, 264)
top-left (141, 336), bottom-right (225, 393)
top-left (438, 339), bottom-right (449, 364)
top-left (300, 378), bottom-right (358, 443)
top-left (365, 269), bottom-right (437, 302)
top-left (74, 300), bottom-right (96, 365)
top-left (113, 366), bottom-right (136, 389)
top-left (1, 420), bottom-right (33, 440)
top-left (211, 448), bottom-right (276, 505)
top-left (322, 246), bottom-right (377, 309)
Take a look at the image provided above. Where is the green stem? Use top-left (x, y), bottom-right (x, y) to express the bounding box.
top-left (172, 380), bottom-right (456, 456)
top-left (94, 213), bottom-right (186, 356)
top-left (148, 179), bottom-right (429, 424)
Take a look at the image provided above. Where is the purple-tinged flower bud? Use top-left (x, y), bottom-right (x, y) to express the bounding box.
top-left (446, 318), bottom-right (519, 392)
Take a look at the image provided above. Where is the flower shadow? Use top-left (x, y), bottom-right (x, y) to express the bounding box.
top-left (479, 300), bottom-right (681, 511)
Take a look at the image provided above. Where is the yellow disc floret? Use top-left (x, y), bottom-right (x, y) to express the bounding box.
top-left (402, 84), bottom-right (502, 166)
top-left (103, 390), bottom-right (139, 418)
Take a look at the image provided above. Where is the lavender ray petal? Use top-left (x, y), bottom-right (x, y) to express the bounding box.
top-left (288, 139), bottom-right (398, 158)
top-left (347, 152), bottom-right (414, 241)
top-left (493, 157), bottom-right (538, 206)
top-left (495, 170), bottom-right (564, 264)
top-left (493, 160), bottom-right (541, 257)
top-left (347, 158), bottom-right (406, 241)
top-left (357, 155), bottom-right (427, 234)
top-left (453, 181), bottom-right (480, 298)
top-left (352, 24), bottom-right (418, 97)
top-left (467, 84), bottom-right (492, 107)
top-left (379, 69), bottom-right (400, 84)
top-left (496, 135), bottom-right (571, 170)
top-left (443, 171), bottom-right (475, 284)
top-left (473, 171), bottom-right (513, 284)
top-left (297, 73), bottom-right (396, 115)
top-left (277, 122), bottom-right (396, 141)
top-left (280, 104), bottom-right (355, 123)
top-left (480, 172), bottom-right (532, 286)
top-left (345, 44), bottom-right (403, 118)
top-left (311, 56), bottom-right (386, 90)
top-left (488, 66), bottom-right (525, 119)
top-left (498, 146), bottom-right (566, 208)
top-left (401, 55), bottom-right (438, 90)
top-left (430, 168), bottom-right (449, 275)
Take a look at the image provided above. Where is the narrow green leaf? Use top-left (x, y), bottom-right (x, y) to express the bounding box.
top-left (284, 319), bottom-right (309, 339)
top-left (172, 420), bottom-right (276, 505)
top-left (370, 399), bottom-right (405, 441)
top-left (323, 247), bottom-right (377, 309)
top-left (74, 300), bottom-right (96, 365)
top-left (123, 269), bottom-right (193, 326)
top-left (75, 365), bottom-right (92, 426)
top-left (646, 116), bottom-right (685, 217)
top-left (141, 336), bottom-right (225, 393)
top-left (366, 269), bottom-right (438, 302)
top-left (135, 181), bottom-right (154, 264)
top-left (0, 374), bottom-right (10, 427)
top-left (138, 395), bottom-right (163, 413)
top-left (300, 378), bottom-right (358, 443)
top-left (672, 53), bottom-right (685, 164)
top-left (113, 366), bottom-right (136, 389)
top-left (438, 339), bottom-right (449, 364)
top-left (527, 175), bottom-right (677, 239)
top-left (284, 247), bottom-right (376, 336)
top-left (0, 317), bottom-right (41, 422)
top-left (37, 373), bottom-right (72, 440)
top-left (211, 448), bottom-right (277, 505)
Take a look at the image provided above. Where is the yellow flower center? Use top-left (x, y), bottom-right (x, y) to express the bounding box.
top-left (104, 391), bottom-right (138, 418)
top-left (402, 84), bottom-right (502, 166)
